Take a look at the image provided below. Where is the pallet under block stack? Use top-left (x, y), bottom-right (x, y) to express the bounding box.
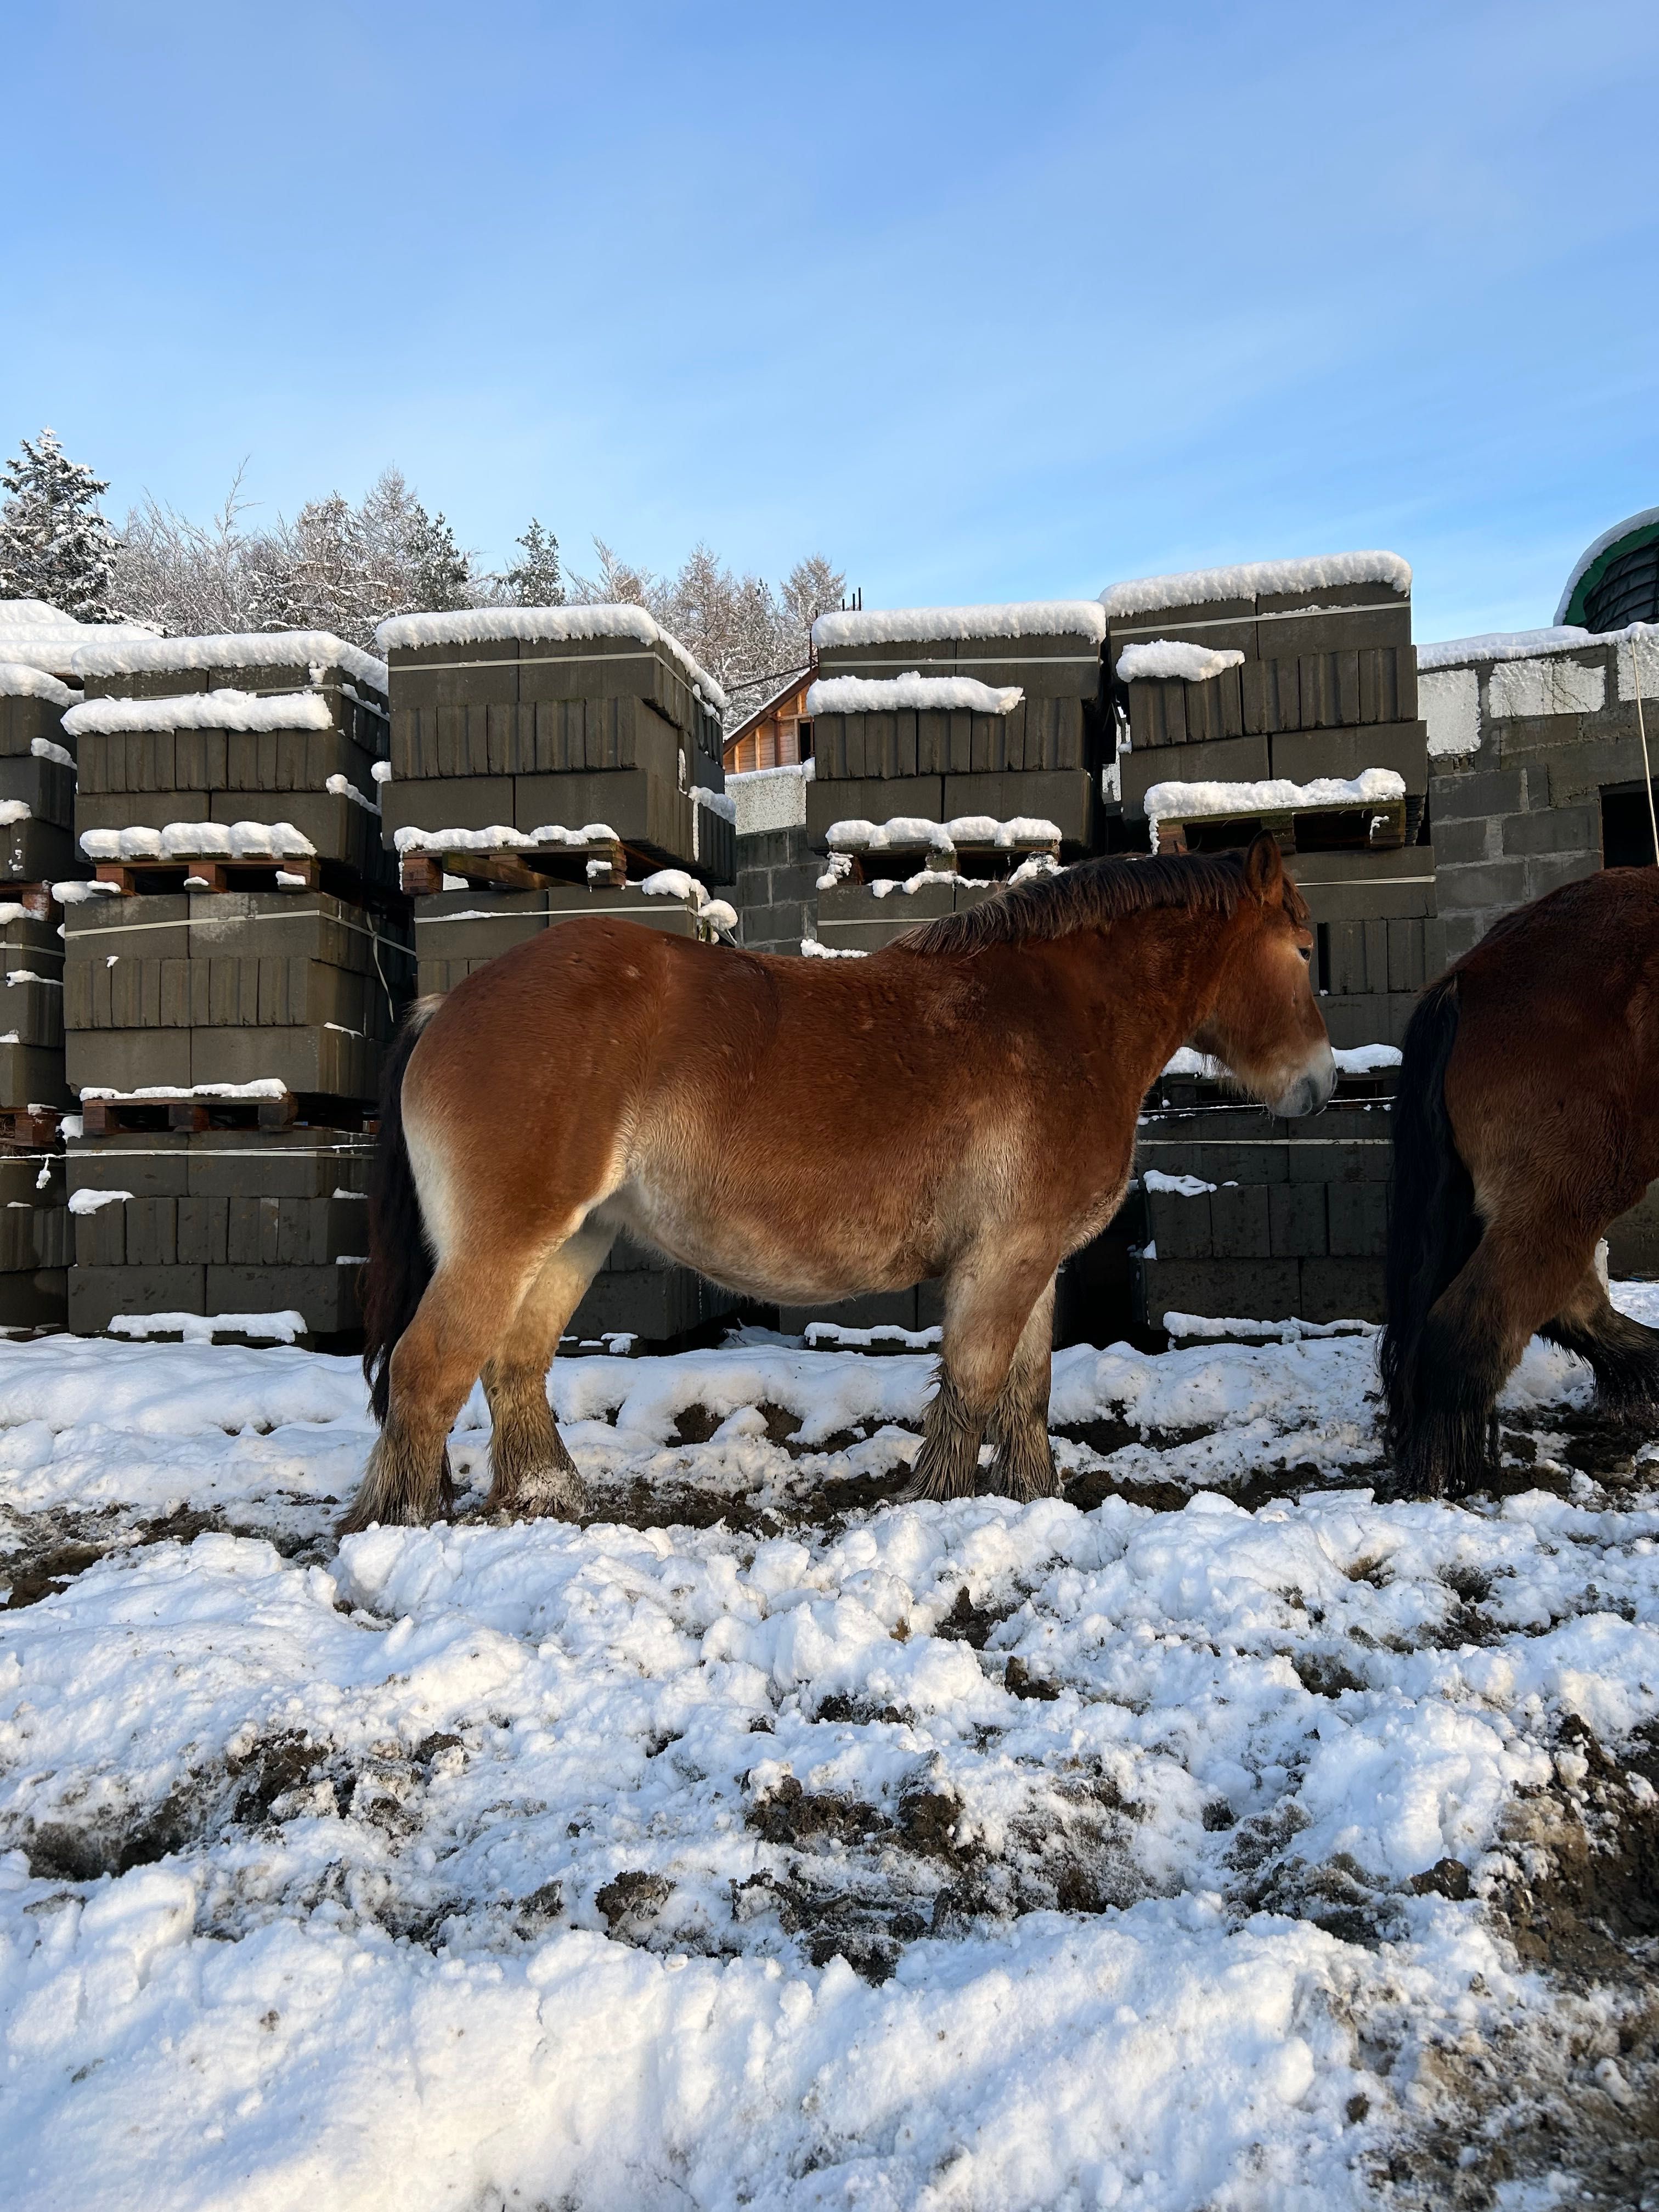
top-left (803, 601), bottom-right (1113, 955)
top-left (1102, 552), bottom-right (1435, 1331)
top-left (374, 604), bottom-right (741, 1350)
top-left (57, 629), bottom-right (411, 1342)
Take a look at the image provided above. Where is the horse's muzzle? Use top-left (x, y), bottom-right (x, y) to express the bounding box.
top-left (1271, 1046), bottom-right (1338, 1120)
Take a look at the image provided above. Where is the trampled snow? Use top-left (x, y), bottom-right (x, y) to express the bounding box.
top-left (69, 628), bottom-right (388, 695)
top-left (0, 661), bottom-right (77, 707)
top-left (1115, 641), bottom-right (1246, 685)
top-left (63, 689), bottom-right (337, 738)
top-left (371, 605), bottom-right (727, 715)
top-left (1142, 770), bottom-right (1406, 823)
top-left (1102, 554), bottom-right (1412, 619)
top-left (805, 673), bottom-right (1024, 716)
top-left (811, 601), bottom-right (1108, 649)
top-left (1, 1316), bottom-right (1655, 2208)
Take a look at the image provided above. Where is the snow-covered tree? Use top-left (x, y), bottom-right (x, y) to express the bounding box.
top-left (245, 468), bottom-right (485, 644)
top-left (566, 537), bottom-right (845, 722)
top-left (0, 428), bottom-right (121, 620)
top-left (112, 469), bottom-right (266, 637)
top-left (505, 519), bottom-right (564, 606)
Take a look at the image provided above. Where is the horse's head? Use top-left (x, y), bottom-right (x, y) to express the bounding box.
top-left (1187, 833), bottom-right (1335, 1118)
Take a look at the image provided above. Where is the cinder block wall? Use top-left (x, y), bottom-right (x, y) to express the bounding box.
top-left (1421, 634), bottom-right (1655, 961)
top-left (729, 764), bottom-right (817, 953)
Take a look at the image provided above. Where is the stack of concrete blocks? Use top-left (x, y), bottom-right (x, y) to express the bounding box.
top-left (0, 659), bottom-right (78, 1325)
top-left (803, 602), bottom-right (1111, 956)
top-left (1104, 553), bottom-right (1431, 1331)
top-left (57, 630), bottom-right (408, 1342)
top-left (374, 605), bottom-right (741, 1349)
top-left (1419, 620), bottom-right (1659, 1273)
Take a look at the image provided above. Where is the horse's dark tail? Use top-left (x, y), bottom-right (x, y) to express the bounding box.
top-left (1379, 973), bottom-right (1479, 1465)
top-left (363, 998), bottom-right (442, 1426)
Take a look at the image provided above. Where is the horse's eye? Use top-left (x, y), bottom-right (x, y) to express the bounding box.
top-left (1298, 945), bottom-right (1312, 964)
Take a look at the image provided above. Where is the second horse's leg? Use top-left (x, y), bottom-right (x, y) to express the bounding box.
top-left (483, 1221), bottom-right (615, 1520)
top-left (1543, 1260), bottom-right (1659, 1421)
top-left (1383, 1215), bottom-right (1587, 1501)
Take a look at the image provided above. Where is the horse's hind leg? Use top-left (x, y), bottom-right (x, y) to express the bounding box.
top-left (1543, 1263), bottom-right (1659, 1423)
top-left (483, 1220), bottom-right (615, 1521)
top-left (1385, 1212), bottom-right (1587, 1502)
top-left (984, 1274), bottom-right (1060, 1502)
top-left (342, 1251), bottom-right (540, 1532)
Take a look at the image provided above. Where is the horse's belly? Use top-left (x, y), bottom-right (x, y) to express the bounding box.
top-left (596, 1181), bottom-right (933, 1306)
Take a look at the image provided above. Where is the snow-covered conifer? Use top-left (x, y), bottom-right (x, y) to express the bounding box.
top-left (0, 427), bottom-right (120, 620)
top-left (505, 519), bottom-right (564, 606)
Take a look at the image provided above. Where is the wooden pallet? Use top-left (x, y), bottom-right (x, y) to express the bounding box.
top-left (398, 837), bottom-right (634, 895)
top-left (79, 1091), bottom-right (371, 1136)
top-left (93, 855), bottom-right (328, 896)
top-left (831, 831), bottom-right (1062, 885)
top-left (0, 1106), bottom-right (63, 1149)
top-left (1152, 797), bottom-right (1408, 858)
top-left (0, 882), bottom-right (60, 920)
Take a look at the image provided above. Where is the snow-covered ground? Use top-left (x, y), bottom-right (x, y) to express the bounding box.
top-left (2, 1306), bottom-right (1657, 2211)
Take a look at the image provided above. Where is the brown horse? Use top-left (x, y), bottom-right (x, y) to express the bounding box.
top-left (342, 833), bottom-right (1334, 1531)
top-left (1381, 867), bottom-right (1659, 1499)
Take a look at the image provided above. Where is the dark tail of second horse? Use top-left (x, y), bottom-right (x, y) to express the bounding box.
top-left (1379, 974), bottom-right (1485, 1493)
top-left (362, 1001), bottom-right (441, 1426)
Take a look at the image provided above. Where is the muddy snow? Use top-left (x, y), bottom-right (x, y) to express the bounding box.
top-left (1, 1305), bottom-right (1656, 2210)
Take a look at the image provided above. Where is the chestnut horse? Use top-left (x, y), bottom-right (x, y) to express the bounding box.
top-left (342, 833), bottom-right (1334, 1531)
top-left (1381, 867), bottom-right (1659, 1498)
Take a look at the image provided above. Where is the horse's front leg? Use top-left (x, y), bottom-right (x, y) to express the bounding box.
top-left (904, 1250), bottom-right (1059, 1504)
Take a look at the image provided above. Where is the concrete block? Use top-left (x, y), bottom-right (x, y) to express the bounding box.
top-left (941, 770), bottom-right (1094, 848)
top-left (1120, 736), bottom-right (1268, 814)
top-left (1137, 1256), bottom-right (1301, 1329)
top-left (0, 1041), bottom-right (70, 1110)
top-left (1432, 857), bottom-right (1530, 911)
top-left (1429, 768), bottom-right (1530, 822)
top-left (1144, 1186), bottom-right (1212, 1259)
top-left (1432, 815), bottom-right (1498, 866)
top-left (1328, 1183), bottom-right (1389, 1259)
top-left (806, 778), bottom-right (944, 847)
top-left (67, 1029), bottom-right (191, 1094)
top-left (1209, 1182), bottom-right (1271, 1259)
top-left (1268, 720), bottom-right (1427, 792)
top-left (1299, 1257), bottom-right (1385, 1324)
top-left (1268, 1182), bottom-right (1328, 1258)
top-left (1607, 1183), bottom-right (1659, 1278)
top-left (0, 1268), bottom-right (66, 1328)
top-left (1500, 803), bottom-right (1600, 857)
top-left (69, 1263), bottom-right (207, 1330)
top-left (208, 1263), bottom-right (361, 1335)
top-left (1524, 849), bottom-right (1599, 899)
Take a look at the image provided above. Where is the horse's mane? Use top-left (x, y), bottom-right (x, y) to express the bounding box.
top-left (898, 847), bottom-right (1305, 956)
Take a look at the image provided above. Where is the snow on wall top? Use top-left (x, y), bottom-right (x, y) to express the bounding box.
top-left (371, 603), bottom-right (727, 713)
top-left (1141, 769), bottom-right (1406, 823)
top-left (811, 601), bottom-right (1108, 650)
top-left (805, 673), bottom-right (1024, 717)
top-left (69, 628), bottom-right (388, 693)
top-left (1115, 641), bottom-right (1246, 686)
top-left (0, 661), bottom-right (77, 707)
top-left (63, 690), bottom-right (336, 738)
top-left (1416, 625), bottom-right (1602, 669)
top-left (1554, 505), bottom-right (1659, 625)
top-left (1101, 552), bottom-right (1412, 620)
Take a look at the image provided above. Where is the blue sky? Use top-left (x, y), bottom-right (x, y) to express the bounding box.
top-left (4, 0), bottom-right (1657, 640)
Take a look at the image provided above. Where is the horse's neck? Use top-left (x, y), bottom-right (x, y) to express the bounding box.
top-left (1037, 902), bottom-right (1237, 1068)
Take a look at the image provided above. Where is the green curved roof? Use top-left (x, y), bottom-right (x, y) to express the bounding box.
top-left (1555, 506), bottom-right (1659, 627)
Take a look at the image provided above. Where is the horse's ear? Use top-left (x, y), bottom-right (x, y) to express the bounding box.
top-left (1244, 831), bottom-right (1284, 903)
